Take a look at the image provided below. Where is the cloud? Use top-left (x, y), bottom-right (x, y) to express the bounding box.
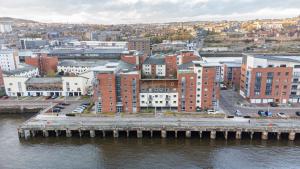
top-left (0, 0), bottom-right (299, 24)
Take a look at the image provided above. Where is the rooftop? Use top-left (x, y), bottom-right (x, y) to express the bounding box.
top-left (26, 77), bottom-right (62, 84)
top-left (143, 56), bottom-right (165, 65)
top-left (3, 64), bottom-right (37, 76)
top-left (253, 55), bottom-right (300, 63)
top-left (58, 60), bottom-right (112, 67)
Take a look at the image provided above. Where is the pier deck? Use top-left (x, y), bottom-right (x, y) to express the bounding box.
top-left (18, 115), bottom-right (300, 140)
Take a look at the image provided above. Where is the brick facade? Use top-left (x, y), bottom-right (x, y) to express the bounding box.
top-left (25, 54), bottom-right (58, 75)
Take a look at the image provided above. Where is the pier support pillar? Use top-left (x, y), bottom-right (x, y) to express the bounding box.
top-left (224, 131), bottom-right (228, 140)
top-left (113, 130), bottom-right (119, 138)
top-left (137, 130), bottom-right (143, 138)
top-left (235, 131), bottom-right (242, 140)
top-left (90, 130), bottom-right (95, 138)
top-left (43, 130), bottom-right (49, 137)
top-left (150, 130), bottom-right (153, 138)
top-left (277, 132), bottom-right (281, 140)
top-left (78, 130), bottom-right (82, 137)
top-left (66, 130), bottom-right (72, 137)
top-left (175, 131), bottom-right (178, 138)
top-left (102, 131), bottom-right (106, 137)
top-left (210, 131), bottom-right (216, 139)
top-left (289, 132), bottom-right (296, 141)
top-left (161, 130), bottom-right (167, 138)
top-left (18, 129), bottom-right (25, 138)
top-left (126, 130), bottom-right (130, 137)
top-left (31, 130), bottom-right (36, 137)
top-left (185, 131), bottom-right (191, 138)
top-left (199, 131), bottom-right (202, 139)
top-left (250, 132), bottom-right (254, 140)
top-left (55, 130), bottom-right (59, 137)
top-left (261, 131), bottom-right (268, 140)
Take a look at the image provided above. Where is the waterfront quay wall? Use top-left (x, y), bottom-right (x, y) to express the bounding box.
top-left (18, 118), bottom-right (300, 141)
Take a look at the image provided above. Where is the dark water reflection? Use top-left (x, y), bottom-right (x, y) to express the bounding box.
top-left (1, 114), bottom-right (300, 169)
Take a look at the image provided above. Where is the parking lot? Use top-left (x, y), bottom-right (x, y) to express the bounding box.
top-left (220, 89), bottom-right (300, 118)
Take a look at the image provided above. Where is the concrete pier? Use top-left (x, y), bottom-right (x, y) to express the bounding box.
top-left (66, 130), bottom-right (72, 137)
top-left (137, 130), bottom-right (143, 138)
top-left (185, 131), bottom-right (191, 138)
top-left (277, 132), bottom-right (281, 140)
top-left (250, 132), bottom-right (254, 140)
top-left (236, 131), bottom-right (242, 140)
top-left (161, 130), bottom-right (166, 138)
top-left (31, 130), bottom-right (36, 137)
top-left (18, 129), bottom-right (25, 138)
top-left (289, 132), bottom-right (296, 141)
top-left (90, 130), bottom-right (95, 138)
top-left (199, 131), bottom-right (202, 139)
top-left (224, 131), bottom-right (228, 140)
top-left (261, 131), bottom-right (268, 140)
top-left (113, 130), bottom-right (119, 138)
top-left (17, 117), bottom-right (300, 140)
top-left (210, 131), bottom-right (216, 139)
top-left (55, 130), bottom-right (59, 137)
top-left (43, 130), bottom-right (49, 137)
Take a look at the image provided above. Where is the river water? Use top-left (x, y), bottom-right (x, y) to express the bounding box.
top-left (1, 114), bottom-right (300, 169)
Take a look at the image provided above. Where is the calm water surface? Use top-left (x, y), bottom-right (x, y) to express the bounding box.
top-left (1, 114), bottom-right (300, 169)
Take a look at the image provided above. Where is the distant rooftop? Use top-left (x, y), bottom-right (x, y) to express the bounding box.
top-left (58, 60), bottom-right (112, 67)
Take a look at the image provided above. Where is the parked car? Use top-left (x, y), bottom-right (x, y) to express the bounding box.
top-left (270, 102), bottom-right (278, 107)
top-left (53, 108), bottom-right (61, 113)
top-left (295, 112), bottom-right (300, 116)
top-left (277, 112), bottom-right (288, 118)
top-left (51, 95), bottom-right (58, 99)
top-left (44, 96), bottom-right (51, 100)
top-left (220, 84), bottom-right (227, 90)
top-left (235, 110), bottom-right (242, 117)
top-left (59, 103), bottom-right (70, 106)
top-left (265, 111), bottom-right (272, 117)
top-left (258, 110), bottom-right (265, 116)
top-left (55, 105), bottom-right (65, 109)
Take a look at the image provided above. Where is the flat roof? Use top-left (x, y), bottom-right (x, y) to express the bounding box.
top-left (253, 55), bottom-right (300, 63)
top-left (3, 64), bottom-right (37, 76)
top-left (26, 77), bottom-right (62, 84)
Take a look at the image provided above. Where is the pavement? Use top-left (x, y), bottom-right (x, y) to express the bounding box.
top-left (219, 89), bottom-right (300, 118)
top-left (23, 115), bottom-right (300, 130)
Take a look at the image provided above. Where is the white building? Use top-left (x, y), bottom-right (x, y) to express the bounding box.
top-left (0, 49), bottom-right (19, 71)
top-left (0, 22), bottom-right (12, 33)
top-left (139, 92), bottom-right (178, 108)
top-left (4, 76), bottom-right (90, 97)
top-left (62, 76), bottom-right (89, 96)
top-left (4, 77), bottom-right (28, 97)
top-left (57, 60), bottom-right (110, 75)
top-left (2, 64), bottom-right (39, 78)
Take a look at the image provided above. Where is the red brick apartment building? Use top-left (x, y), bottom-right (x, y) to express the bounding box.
top-left (240, 54), bottom-right (300, 104)
top-left (222, 62), bottom-right (241, 90)
top-left (25, 54), bottom-right (58, 75)
top-left (93, 51), bottom-right (221, 113)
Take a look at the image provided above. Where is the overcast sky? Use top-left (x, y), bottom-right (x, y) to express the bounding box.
top-left (0, 0), bottom-right (299, 24)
